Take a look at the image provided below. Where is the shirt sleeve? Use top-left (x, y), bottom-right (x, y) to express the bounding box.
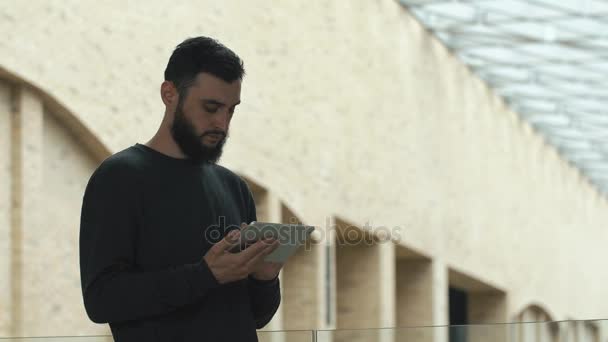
top-left (241, 179), bottom-right (282, 328)
top-left (79, 161), bottom-right (219, 324)
top-left (248, 275), bottom-right (281, 328)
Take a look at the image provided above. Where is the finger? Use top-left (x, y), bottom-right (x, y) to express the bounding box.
top-left (238, 238), bottom-right (270, 260)
top-left (210, 230), bottom-right (242, 255)
top-left (263, 239), bottom-right (280, 254)
top-left (244, 239), bottom-right (280, 268)
top-left (235, 239), bottom-right (273, 267)
top-left (238, 222), bottom-right (258, 246)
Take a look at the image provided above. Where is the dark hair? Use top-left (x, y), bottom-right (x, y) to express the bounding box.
top-left (164, 36), bottom-right (245, 97)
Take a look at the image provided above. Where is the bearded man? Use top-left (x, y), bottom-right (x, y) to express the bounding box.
top-left (79, 36), bottom-right (282, 342)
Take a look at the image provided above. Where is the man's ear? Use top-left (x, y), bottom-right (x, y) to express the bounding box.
top-left (160, 81), bottom-right (178, 107)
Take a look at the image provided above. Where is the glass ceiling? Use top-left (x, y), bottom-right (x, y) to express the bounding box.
top-left (398, 0), bottom-right (608, 195)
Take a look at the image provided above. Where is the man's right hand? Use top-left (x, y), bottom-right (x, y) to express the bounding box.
top-left (203, 229), bottom-right (279, 284)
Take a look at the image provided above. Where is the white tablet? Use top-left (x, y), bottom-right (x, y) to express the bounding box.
top-left (235, 221), bottom-right (315, 262)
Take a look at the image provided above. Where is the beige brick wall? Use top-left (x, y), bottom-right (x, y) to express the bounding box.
top-left (1, 0), bottom-right (608, 337)
top-left (14, 87), bottom-right (45, 336)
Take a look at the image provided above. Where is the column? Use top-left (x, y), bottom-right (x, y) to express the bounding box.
top-left (12, 87), bottom-right (44, 336)
top-left (0, 79), bottom-right (12, 337)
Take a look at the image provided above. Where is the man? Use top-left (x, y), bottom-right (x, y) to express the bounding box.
top-left (79, 36), bottom-right (282, 341)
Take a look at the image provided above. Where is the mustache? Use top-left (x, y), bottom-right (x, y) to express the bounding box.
top-left (200, 130), bottom-right (227, 139)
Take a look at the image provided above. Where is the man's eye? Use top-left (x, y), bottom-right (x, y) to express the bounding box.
top-left (204, 106), bottom-right (219, 113)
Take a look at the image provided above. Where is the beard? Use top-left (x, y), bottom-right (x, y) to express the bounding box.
top-left (170, 104), bottom-right (227, 164)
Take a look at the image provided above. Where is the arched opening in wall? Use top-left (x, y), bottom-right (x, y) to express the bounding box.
top-left (566, 321), bottom-right (601, 342)
top-left (583, 321), bottom-right (601, 342)
top-left (515, 304), bottom-right (558, 342)
top-left (237, 176), bottom-right (282, 339)
top-left (448, 268), bottom-right (507, 342)
top-left (0, 71), bottom-right (111, 338)
top-left (559, 319), bottom-right (599, 342)
top-left (558, 319), bottom-right (602, 342)
top-left (334, 216), bottom-right (393, 342)
top-left (0, 67), bottom-right (110, 161)
top-left (238, 177), bottom-right (324, 338)
top-left (394, 245), bottom-right (434, 342)
top-left (565, 320), bottom-right (577, 342)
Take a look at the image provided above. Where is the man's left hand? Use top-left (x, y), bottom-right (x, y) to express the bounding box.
top-left (238, 222), bottom-right (284, 280)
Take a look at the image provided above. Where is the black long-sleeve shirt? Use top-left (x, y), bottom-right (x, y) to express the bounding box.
top-left (79, 143), bottom-right (280, 342)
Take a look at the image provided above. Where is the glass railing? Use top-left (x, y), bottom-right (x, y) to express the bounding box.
top-left (316, 320), bottom-right (608, 342)
top-left (257, 329), bottom-right (315, 342)
top-left (1, 320), bottom-right (606, 341)
top-left (0, 338), bottom-right (114, 341)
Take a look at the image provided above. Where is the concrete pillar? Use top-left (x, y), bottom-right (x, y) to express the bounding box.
top-left (538, 320), bottom-right (551, 342)
top-left (0, 80), bottom-right (12, 336)
top-left (431, 261), bottom-right (449, 342)
top-left (555, 321), bottom-right (564, 342)
top-left (13, 87), bottom-right (44, 336)
top-left (313, 216), bottom-right (337, 342)
top-left (266, 193), bottom-right (283, 334)
top-left (334, 218), bottom-right (395, 342)
top-left (395, 258), bottom-right (448, 342)
top-left (576, 321), bottom-right (587, 342)
top-left (520, 309), bottom-right (536, 342)
top-left (536, 312), bottom-right (555, 342)
top-left (597, 320), bottom-right (607, 342)
top-left (583, 322), bottom-right (599, 342)
top-left (378, 242), bottom-right (396, 342)
top-left (562, 320), bottom-right (578, 342)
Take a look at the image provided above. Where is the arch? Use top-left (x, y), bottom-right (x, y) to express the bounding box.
top-left (0, 64), bottom-right (110, 161)
top-left (516, 303), bottom-right (557, 323)
top-left (515, 303), bottom-right (560, 342)
top-left (0, 65), bottom-right (111, 337)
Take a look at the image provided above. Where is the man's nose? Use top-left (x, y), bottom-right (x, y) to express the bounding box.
top-left (213, 110), bottom-right (231, 131)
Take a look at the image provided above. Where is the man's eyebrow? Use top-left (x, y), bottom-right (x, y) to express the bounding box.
top-left (201, 99), bottom-right (241, 107)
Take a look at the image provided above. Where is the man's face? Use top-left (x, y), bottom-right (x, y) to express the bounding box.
top-left (170, 73), bottom-right (241, 163)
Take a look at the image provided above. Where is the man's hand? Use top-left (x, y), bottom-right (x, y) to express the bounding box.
top-left (203, 229), bottom-right (280, 284)
top-left (244, 222), bottom-right (284, 280)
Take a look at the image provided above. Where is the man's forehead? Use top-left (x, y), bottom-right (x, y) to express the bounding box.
top-left (193, 72), bottom-right (241, 88)
top-left (190, 73), bottom-right (241, 103)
